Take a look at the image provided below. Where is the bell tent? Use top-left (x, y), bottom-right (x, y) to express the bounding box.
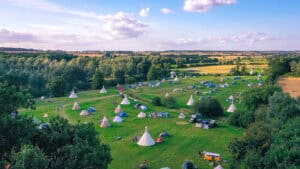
top-left (137, 112), bottom-right (147, 118)
top-left (186, 95), bottom-right (195, 106)
top-left (137, 127), bottom-right (155, 146)
top-left (113, 116), bottom-right (123, 123)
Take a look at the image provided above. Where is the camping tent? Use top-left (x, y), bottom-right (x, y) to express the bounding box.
top-left (114, 105), bottom-right (123, 114)
top-left (100, 116), bottom-right (111, 128)
top-left (165, 93), bottom-right (169, 97)
top-left (121, 95), bottom-right (130, 105)
top-left (186, 95), bottom-right (195, 106)
top-left (178, 113), bottom-right (186, 119)
top-left (43, 113), bottom-right (48, 118)
top-left (72, 102), bottom-right (80, 110)
top-left (80, 110), bottom-right (89, 116)
top-left (137, 112), bottom-right (146, 118)
top-left (214, 165), bottom-right (224, 169)
top-left (69, 90), bottom-right (78, 98)
top-left (174, 76), bottom-right (180, 82)
top-left (113, 116), bottom-right (123, 123)
top-left (227, 103), bottom-right (237, 113)
top-left (137, 126), bottom-right (155, 146)
top-left (228, 95), bottom-right (234, 100)
top-left (100, 86), bottom-right (107, 94)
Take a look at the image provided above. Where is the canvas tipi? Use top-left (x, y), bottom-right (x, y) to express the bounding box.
top-left (72, 102), bottom-right (80, 110)
top-left (69, 90), bottom-right (78, 98)
top-left (227, 103), bottom-right (237, 113)
top-left (80, 110), bottom-right (89, 116)
top-left (114, 105), bottom-right (123, 114)
top-left (113, 116), bottom-right (123, 123)
top-left (100, 116), bottom-right (111, 128)
top-left (137, 112), bottom-right (146, 118)
top-left (43, 113), bottom-right (48, 118)
top-left (100, 86), bottom-right (107, 94)
top-left (137, 127), bottom-right (155, 146)
top-left (121, 95), bottom-right (130, 105)
top-left (178, 113), bottom-right (186, 119)
top-left (174, 76), bottom-right (180, 82)
top-left (214, 165), bottom-right (224, 169)
top-left (186, 95), bottom-right (195, 106)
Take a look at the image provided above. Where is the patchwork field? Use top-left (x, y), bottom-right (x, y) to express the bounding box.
top-left (20, 76), bottom-right (262, 169)
top-left (187, 65), bottom-right (268, 74)
top-left (278, 77), bottom-right (300, 98)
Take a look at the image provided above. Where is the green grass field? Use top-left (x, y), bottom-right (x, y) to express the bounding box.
top-left (20, 76), bottom-right (262, 169)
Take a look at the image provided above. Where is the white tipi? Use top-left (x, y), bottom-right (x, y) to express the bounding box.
top-left (137, 127), bottom-right (155, 146)
top-left (100, 116), bottom-right (111, 128)
top-left (227, 103), bottom-right (237, 113)
top-left (137, 112), bottom-right (146, 118)
top-left (72, 102), bottom-right (80, 110)
top-left (80, 110), bottom-right (89, 116)
top-left (121, 95), bottom-right (130, 105)
top-left (113, 116), bottom-right (123, 123)
top-left (186, 95), bottom-right (195, 106)
top-left (100, 86), bottom-right (107, 94)
top-left (214, 165), bottom-right (224, 169)
top-left (178, 113), bottom-right (186, 119)
top-left (43, 113), bottom-right (48, 118)
top-left (174, 76), bottom-right (180, 82)
top-left (69, 90), bottom-right (78, 98)
top-left (114, 105), bottom-right (123, 114)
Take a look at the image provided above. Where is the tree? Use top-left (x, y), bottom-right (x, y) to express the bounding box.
top-left (49, 76), bottom-right (66, 97)
top-left (10, 145), bottom-right (48, 169)
top-left (192, 98), bottom-right (223, 117)
top-left (229, 109), bottom-right (255, 128)
top-left (114, 69), bottom-right (125, 84)
top-left (242, 85), bottom-right (281, 111)
top-left (92, 69), bottom-right (104, 89)
top-left (0, 82), bottom-right (34, 115)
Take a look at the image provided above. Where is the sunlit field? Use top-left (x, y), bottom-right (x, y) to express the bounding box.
top-left (20, 75), bottom-right (263, 169)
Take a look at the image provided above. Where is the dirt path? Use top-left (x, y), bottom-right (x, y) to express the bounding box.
top-left (278, 77), bottom-right (300, 98)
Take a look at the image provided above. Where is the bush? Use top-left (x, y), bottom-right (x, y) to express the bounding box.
top-left (229, 109), bottom-right (255, 128)
top-left (192, 98), bottom-right (223, 117)
top-left (162, 96), bottom-right (176, 108)
top-left (125, 77), bottom-right (136, 84)
top-left (152, 97), bottom-right (162, 106)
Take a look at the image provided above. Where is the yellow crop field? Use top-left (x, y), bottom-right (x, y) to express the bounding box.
top-left (188, 64), bottom-right (268, 74)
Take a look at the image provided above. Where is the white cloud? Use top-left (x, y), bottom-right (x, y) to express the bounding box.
top-left (139, 8), bottom-right (150, 17)
top-left (0, 29), bottom-right (40, 43)
top-left (184, 0), bottom-right (237, 13)
top-left (103, 12), bottom-right (148, 39)
top-left (161, 8), bottom-right (173, 14)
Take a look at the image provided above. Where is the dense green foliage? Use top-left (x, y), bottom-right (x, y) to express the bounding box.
top-left (0, 76), bottom-right (112, 169)
top-left (192, 98), bottom-right (224, 117)
top-left (151, 97), bottom-right (162, 106)
top-left (267, 55), bottom-right (300, 82)
top-left (229, 57), bottom-right (249, 76)
top-left (229, 88), bottom-right (300, 168)
top-left (162, 96), bottom-right (177, 108)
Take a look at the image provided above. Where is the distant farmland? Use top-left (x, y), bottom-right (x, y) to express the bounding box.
top-left (278, 77), bottom-right (300, 98)
top-left (187, 64), bottom-right (268, 74)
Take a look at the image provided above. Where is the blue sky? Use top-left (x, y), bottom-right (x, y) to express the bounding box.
top-left (0, 0), bottom-right (299, 50)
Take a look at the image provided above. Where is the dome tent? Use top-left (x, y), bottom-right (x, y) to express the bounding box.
top-left (137, 126), bottom-right (155, 146)
top-left (100, 116), bottom-right (111, 128)
top-left (100, 85), bottom-right (107, 94)
top-left (69, 90), bottom-right (78, 98)
top-left (113, 115), bottom-right (123, 123)
top-left (72, 102), bottom-right (80, 110)
top-left (80, 110), bottom-right (89, 116)
top-left (137, 112), bottom-right (146, 118)
top-left (121, 95), bottom-right (130, 105)
top-left (186, 95), bottom-right (194, 106)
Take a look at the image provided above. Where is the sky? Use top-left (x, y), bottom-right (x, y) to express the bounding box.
top-left (0, 0), bottom-right (299, 51)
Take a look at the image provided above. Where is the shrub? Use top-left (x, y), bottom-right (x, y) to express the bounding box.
top-left (192, 98), bottom-right (223, 117)
top-left (152, 97), bottom-right (162, 106)
top-left (162, 96), bottom-right (176, 109)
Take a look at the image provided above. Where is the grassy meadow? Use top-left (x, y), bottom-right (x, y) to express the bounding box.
top-left (20, 76), bottom-right (262, 169)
